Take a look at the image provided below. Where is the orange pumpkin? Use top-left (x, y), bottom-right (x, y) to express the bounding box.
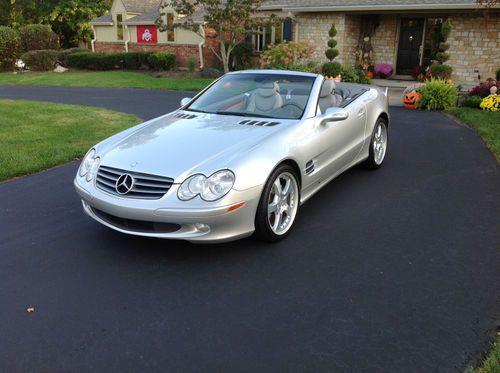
top-left (365, 71), bottom-right (374, 79)
top-left (403, 91), bottom-right (421, 109)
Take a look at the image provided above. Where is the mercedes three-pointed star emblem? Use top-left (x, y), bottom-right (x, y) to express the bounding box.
top-left (115, 173), bottom-right (134, 195)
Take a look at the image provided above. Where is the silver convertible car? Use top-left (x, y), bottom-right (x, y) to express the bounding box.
top-left (75, 70), bottom-right (389, 243)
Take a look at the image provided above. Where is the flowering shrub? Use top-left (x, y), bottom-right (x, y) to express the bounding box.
top-left (260, 42), bottom-right (312, 70)
top-left (469, 80), bottom-right (500, 98)
top-left (480, 94), bottom-right (500, 112)
top-left (418, 78), bottom-right (458, 110)
top-left (374, 63), bottom-right (393, 78)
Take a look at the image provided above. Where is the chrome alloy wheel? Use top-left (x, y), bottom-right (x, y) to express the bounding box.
top-left (373, 122), bottom-right (388, 165)
top-left (267, 172), bottom-right (299, 235)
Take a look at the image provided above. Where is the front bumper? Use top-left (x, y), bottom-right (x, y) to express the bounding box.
top-left (74, 178), bottom-right (262, 243)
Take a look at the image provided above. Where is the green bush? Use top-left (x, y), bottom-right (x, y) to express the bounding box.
top-left (340, 66), bottom-right (371, 84)
top-left (430, 63), bottom-right (453, 79)
top-left (57, 48), bottom-right (89, 66)
top-left (233, 42), bottom-right (253, 70)
top-left (21, 50), bottom-right (59, 71)
top-left (66, 52), bottom-right (126, 70)
top-left (124, 52), bottom-right (154, 69)
top-left (0, 26), bottom-right (20, 71)
top-left (322, 61), bottom-right (342, 78)
top-left (462, 95), bottom-right (483, 109)
top-left (19, 24), bottom-right (59, 53)
top-left (496, 68), bottom-right (500, 80)
top-left (260, 42), bottom-right (312, 70)
top-left (147, 52), bottom-right (176, 71)
top-left (418, 78), bottom-right (458, 110)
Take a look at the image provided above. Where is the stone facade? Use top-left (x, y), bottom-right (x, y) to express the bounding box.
top-left (447, 12), bottom-right (499, 82)
top-left (296, 11), bottom-right (499, 83)
top-left (370, 16), bottom-right (399, 66)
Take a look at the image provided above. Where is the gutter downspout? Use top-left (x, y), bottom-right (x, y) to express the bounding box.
top-left (91, 25), bottom-right (96, 52)
top-left (124, 24), bottom-right (130, 53)
top-left (198, 24), bottom-right (205, 70)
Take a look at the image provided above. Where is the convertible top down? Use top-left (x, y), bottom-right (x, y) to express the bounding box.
top-left (74, 70), bottom-right (389, 243)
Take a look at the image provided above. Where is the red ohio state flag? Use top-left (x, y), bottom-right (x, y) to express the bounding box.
top-left (137, 25), bottom-right (158, 43)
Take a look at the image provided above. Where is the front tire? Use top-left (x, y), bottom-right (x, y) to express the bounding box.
top-left (363, 118), bottom-right (388, 169)
top-left (254, 165), bottom-right (300, 242)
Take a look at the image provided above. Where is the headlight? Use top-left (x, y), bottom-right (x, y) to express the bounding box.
top-left (178, 170), bottom-right (235, 201)
top-left (78, 148), bottom-right (100, 182)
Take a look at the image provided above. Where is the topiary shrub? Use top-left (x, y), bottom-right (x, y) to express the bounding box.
top-left (260, 42), bottom-right (312, 70)
top-left (21, 50), bottom-right (59, 71)
top-left (418, 78), bottom-right (458, 110)
top-left (147, 52), bottom-right (176, 70)
top-left (0, 26), bottom-right (20, 71)
top-left (436, 19), bottom-right (452, 64)
top-left (430, 63), bottom-right (453, 79)
top-left (461, 95), bottom-right (483, 109)
top-left (19, 24), bottom-right (59, 53)
top-left (124, 52), bottom-right (154, 69)
top-left (322, 23), bottom-right (341, 78)
top-left (322, 62), bottom-right (342, 78)
top-left (66, 52), bottom-right (126, 70)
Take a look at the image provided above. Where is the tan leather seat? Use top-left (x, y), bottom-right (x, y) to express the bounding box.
top-left (247, 81), bottom-right (283, 114)
top-left (318, 80), bottom-right (338, 113)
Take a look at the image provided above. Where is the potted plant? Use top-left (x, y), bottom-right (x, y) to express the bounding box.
top-left (365, 65), bottom-right (374, 79)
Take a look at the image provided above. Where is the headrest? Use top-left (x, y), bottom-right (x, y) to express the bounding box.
top-left (320, 80), bottom-right (336, 98)
top-left (257, 81), bottom-right (279, 98)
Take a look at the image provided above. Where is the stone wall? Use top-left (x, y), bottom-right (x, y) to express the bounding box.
top-left (370, 15), bottom-right (398, 66)
top-left (296, 13), bottom-right (349, 65)
top-left (447, 12), bottom-right (500, 82)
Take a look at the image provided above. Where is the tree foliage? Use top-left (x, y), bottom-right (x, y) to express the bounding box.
top-left (0, 0), bottom-right (112, 47)
top-left (157, 0), bottom-right (279, 73)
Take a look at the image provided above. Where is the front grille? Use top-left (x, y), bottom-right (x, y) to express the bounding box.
top-left (91, 207), bottom-right (181, 234)
top-left (96, 165), bottom-right (174, 200)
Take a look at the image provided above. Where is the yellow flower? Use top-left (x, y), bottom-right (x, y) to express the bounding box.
top-left (480, 94), bottom-right (500, 112)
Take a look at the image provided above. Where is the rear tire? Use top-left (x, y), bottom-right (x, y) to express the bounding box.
top-left (363, 118), bottom-right (388, 169)
top-left (254, 165), bottom-right (300, 242)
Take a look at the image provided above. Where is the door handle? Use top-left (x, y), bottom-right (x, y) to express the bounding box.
top-left (357, 108), bottom-right (366, 117)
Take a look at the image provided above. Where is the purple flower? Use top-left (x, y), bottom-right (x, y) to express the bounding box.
top-left (374, 64), bottom-right (394, 78)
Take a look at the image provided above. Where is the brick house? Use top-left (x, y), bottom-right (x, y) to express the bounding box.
top-left (90, 0), bottom-right (499, 82)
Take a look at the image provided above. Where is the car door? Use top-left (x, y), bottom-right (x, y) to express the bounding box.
top-left (316, 101), bottom-right (367, 182)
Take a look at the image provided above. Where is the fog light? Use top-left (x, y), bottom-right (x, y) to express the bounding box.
top-left (194, 223), bottom-right (210, 233)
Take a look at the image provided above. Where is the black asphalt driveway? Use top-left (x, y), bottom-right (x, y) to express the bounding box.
top-left (0, 86), bottom-right (499, 372)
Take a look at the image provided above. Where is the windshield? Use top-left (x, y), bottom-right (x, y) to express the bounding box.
top-left (186, 73), bottom-right (316, 120)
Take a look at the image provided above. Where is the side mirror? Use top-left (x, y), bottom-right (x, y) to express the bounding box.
top-left (180, 97), bottom-right (192, 107)
top-left (320, 107), bottom-right (349, 124)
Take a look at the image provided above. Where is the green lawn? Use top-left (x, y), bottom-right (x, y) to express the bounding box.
top-left (0, 99), bottom-right (141, 182)
top-left (474, 336), bottom-right (500, 373)
top-left (0, 71), bottom-right (213, 91)
top-left (448, 107), bottom-right (500, 159)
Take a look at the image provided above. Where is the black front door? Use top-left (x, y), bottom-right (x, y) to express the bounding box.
top-left (397, 18), bottom-right (424, 75)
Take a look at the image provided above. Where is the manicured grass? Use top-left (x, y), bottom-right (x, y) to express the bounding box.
top-left (0, 99), bottom-right (141, 181)
top-left (0, 71), bottom-right (213, 91)
top-left (448, 107), bottom-right (500, 159)
top-left (474, 336), bottom-right (500, 373)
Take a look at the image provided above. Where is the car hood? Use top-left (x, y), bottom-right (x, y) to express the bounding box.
top-left (99, 112), bottom-right (285, 182)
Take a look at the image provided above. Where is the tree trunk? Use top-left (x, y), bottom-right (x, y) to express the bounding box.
top-left (220, 40), bottom-right (230, 73)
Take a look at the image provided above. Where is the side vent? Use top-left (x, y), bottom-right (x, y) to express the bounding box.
top-left (305, 160), bottom-right (315, 175)
top-left (173, 112), bottom-right (197, 119)
top-left (238, 120), bottom-right (280, 127)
